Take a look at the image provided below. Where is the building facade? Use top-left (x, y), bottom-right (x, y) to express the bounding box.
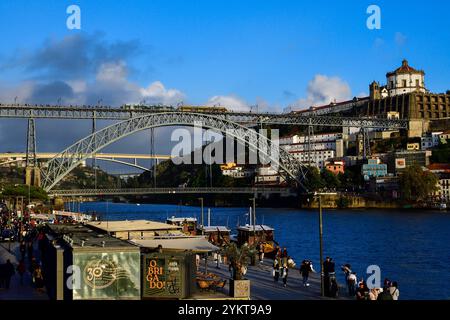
top-left (362, 158), bottom-right (388, 180)
top-left (278, 133), bottom-right (344, 169)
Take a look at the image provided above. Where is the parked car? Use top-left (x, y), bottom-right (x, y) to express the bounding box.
top-left (0, 229), bottom-right (15, 242)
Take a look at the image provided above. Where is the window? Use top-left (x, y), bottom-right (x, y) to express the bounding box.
top-left (390, 81), bottom-right (394, 88)
top-left (416, 79), bottom-right (420, 87)
top-left (402, 80), bottom-right (407, 87)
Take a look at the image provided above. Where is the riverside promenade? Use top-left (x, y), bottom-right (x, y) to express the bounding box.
top-left (0, 242), bottom-right (48, 300)
top-left (1, 240), bottom-right (348, 300)
top-left (195, 258), bottom-right (350, 300)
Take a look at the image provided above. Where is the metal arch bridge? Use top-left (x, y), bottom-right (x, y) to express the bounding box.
top-left (0, 103), bottom-right (408, 129)
top-left (40, 112), bottom-right (308, 192)
top-left (48, 187), bottom-right (296, 198)
top-left (0, 152), bottom-right (170, 172)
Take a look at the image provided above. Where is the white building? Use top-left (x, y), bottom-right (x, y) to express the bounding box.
top-left (289, 150), bottom-right (336, 169)
top-left (278, 132), bottom-right (344, 168)
top-left (434, 173), bottom-right (450, 202)
top-left (386, 59), bottom-right (427, 97)
top-left (255, 166), bottom-right (285, 185)
top-left (222, 166), bottom-right (253, 178)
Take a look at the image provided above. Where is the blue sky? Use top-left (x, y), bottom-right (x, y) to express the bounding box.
top-left (0, 0), bottom-right (449, 164)
top-left (1, 0), bottom-right (448, 109)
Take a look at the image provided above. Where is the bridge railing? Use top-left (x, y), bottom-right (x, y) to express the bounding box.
top-left (48, 187), bottom-right (296, 197)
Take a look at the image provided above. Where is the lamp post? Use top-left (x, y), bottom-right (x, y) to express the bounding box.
top-left (198, 197), bottom-right (204, 235)
top-left (249, 197), bottom-right (256, 235)
top-left (317, 193), bottom-right (324, 297)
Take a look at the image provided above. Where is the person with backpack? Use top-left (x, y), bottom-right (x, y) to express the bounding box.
top-left (389, 281), bottom-right (400, 300)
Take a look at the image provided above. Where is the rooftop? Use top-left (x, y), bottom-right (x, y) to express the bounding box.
top-left (130, 236), bottom-right (219, 253)
top-left (427, 163), bottom-right (450, 172)
top-left (46, 224), bottom-right (138, 250)
top-left (198, 226), bottom-right (231, 233)
top-left (237, 224), bottom-right (274, 232)
top-left (387, 59), bottom-right (424, 77)
top-left (167, 217), bottom-right (197, 223)
top-left (86, 220), bottom-right (182, 233)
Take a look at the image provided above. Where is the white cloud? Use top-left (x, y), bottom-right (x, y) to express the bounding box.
top-left (292, 74), bottom-right (351, 110)
top-left (205, 95), bottom-right (249, 112)
top-left (140, 81), bottom-right (185, 105)
top-left (96, 61), bottom-right (128, 83)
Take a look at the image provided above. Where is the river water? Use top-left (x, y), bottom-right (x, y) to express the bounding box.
top-left (76, 201), bottom-right (450, 300)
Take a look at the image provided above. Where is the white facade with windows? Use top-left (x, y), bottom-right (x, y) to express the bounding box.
top-left (386, 60), bottom-right (426, 96)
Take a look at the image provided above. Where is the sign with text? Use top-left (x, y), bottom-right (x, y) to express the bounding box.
top-left (142, 253), bottom-right (191, 298)
top-left (72, 251), bottom-right (140, 300)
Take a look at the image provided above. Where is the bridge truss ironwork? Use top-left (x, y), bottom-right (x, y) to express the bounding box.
top-left (0, 104), bottom-right (408, 129)
top-left (40, 112), bottom-right (307, 191)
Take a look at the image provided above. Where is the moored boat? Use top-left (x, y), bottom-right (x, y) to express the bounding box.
top-left (166, 216), bottom-right (198, 235)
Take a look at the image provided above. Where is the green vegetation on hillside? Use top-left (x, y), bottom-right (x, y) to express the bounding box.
top-left (124, 160), bottom-right (254, 188)
top-left (399, 164), bottom-right (439, 203)
top-left (0, 184), bottom-right (48, 201)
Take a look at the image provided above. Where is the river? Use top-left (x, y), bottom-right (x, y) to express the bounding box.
top-left (76, 201), bottom-right (450, 300)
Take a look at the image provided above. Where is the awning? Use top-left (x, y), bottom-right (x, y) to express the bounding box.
top-left (130, 237), bottom-right (219, 253)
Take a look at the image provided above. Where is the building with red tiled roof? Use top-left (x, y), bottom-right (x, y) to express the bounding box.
top-left (427, 163), bottom-right (450, 173)
top-left (385, 59), bottom-right (427, 96)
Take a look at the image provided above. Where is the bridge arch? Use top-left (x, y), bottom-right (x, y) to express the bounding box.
top-left (41, 112), bottom-right (307, 191)
top-left (0, 157), bottom-right (151, 172)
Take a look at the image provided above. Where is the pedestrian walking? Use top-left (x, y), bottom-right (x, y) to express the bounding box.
top-left (323, 257), bottom-right (335, 297)
top-left (27, 241), bottom-right (34, 262)
top-left (347, 272), bottom-right (357, 296)
top-left (281, 260), bottom-right (289, 287)
top-left (272, 257), bottom-right (280, 282)
top-left (389, 281), bottom-right (400, 300)
top-left (33, 265), bottom-right (45, 293)
top-left (299, 260), bottom-right (314, 287)
top-left (17, 259), bottom-right (27, 285)
top-left (19, 241), bottom-right (26, 260)
top-left (3, 259), bottom-right (15, 289)
top-left (0, 263), bottom-right (5, 288)
top-left (258, 242), bottom-right (265, 263)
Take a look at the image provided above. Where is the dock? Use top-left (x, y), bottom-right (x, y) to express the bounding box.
top-left (195, 258), bottom-right (350, 300)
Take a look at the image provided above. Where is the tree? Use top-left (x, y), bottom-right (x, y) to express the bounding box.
top-left (321, 169), bottom-right (340, 190)
top-left (1, 184), bottom-right (48, 201)
top-left (223, 242), bottom-right (256, 280)
top-left (398, 165), bottom-right (439, 203)
top-left (304, 166), bottom-right (324, 192)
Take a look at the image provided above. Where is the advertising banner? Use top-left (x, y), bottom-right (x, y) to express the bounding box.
top-left (142, 253), bottom-right (189, 298)
top-left (73, 251), bottom-right (140, 300)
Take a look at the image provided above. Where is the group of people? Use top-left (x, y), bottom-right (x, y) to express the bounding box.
top-left (271, 247), bottom-right (296, 287)
top-left (342, 262), bottom-right (400, 300)
top-left (0, 206), bottom-right (46, 293)
top-left (270, 253), bottom-right (400, 300)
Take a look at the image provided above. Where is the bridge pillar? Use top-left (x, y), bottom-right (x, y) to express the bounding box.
top-left (26, 118), bottom-right (37, 167)
top-left (25, 117), bottom-right (41, 186)
top-left (25, 166), bottom-right (41, 187)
